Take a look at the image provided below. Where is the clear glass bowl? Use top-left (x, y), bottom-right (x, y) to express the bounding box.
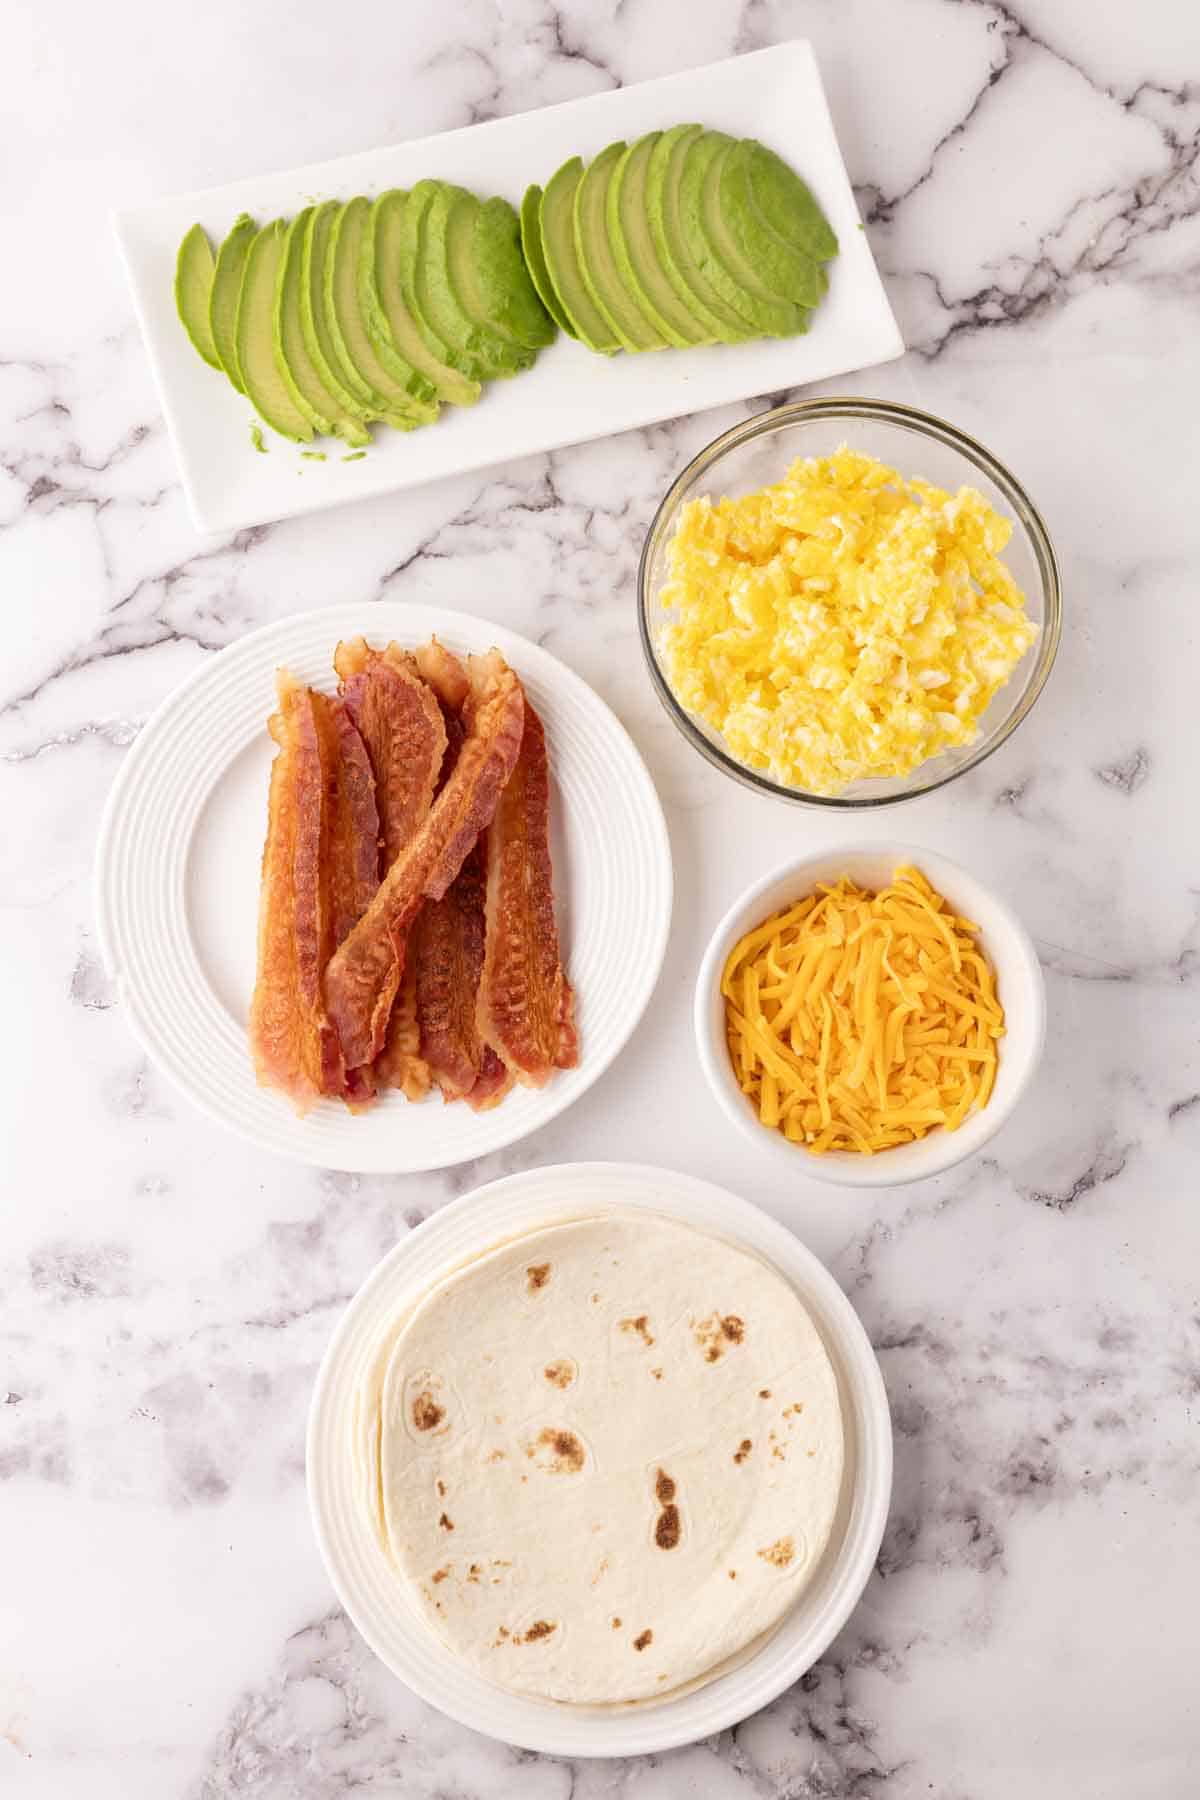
top-left (637, 397), bottom-right (1062, 808)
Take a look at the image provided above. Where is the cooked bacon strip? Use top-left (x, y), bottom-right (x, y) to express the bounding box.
top-left (404, 645), bottom-right (507, 1105)
top-left (334, 638), bottom-right (447, 1100)
top-left (334, 638), bottom-right (446, 865)
top-left (249, 672), bottom-right (379, 1111)
top-left (324, 652), bottom-right (525, 1072)
top-left (477, 697), bottom-right (578, 1086)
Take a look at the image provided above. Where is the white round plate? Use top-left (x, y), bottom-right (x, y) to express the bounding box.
top-left (94, 605), bottom-right (672, 1172)
top-left (307, 1162), bottom-right (892, 1757)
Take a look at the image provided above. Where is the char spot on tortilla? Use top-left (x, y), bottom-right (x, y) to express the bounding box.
top-left (612, 1616), bottom-right (622, 1629)
top-left (655, 1505), bottom-right (681, 1549)
top-left (543, 1359), bottom-right (575, 1389)
top-left (728, 1569), bottom-right (737, 1579)
top-left (519, 1619), bottom-right (557, 1643)
top-left (468, 1563), bottom-right (482, 1582)
top-left (619, 1313), bottom-right (655, 1346)
top-left (633, 1629), bottom-right (653, 1651)
top-left (527, 1263), bottom-right (551, 1292)
top-left (693, 1312), bottom-right (746, 1362)
top-left (651, 1367), bottom-right (664, 1381)
top-left (435, 1479), bottom-right (446, 1496)
top-left (654, 1468), bottom-right (676, 1505)
top-left (758, 1535), bottom-right (795, 1569)
top-left (486, 1448), bottom-right (505, 1463)
top-left (412, 1391), bottom-right (445, 1432)
top-left (527, 1426), bottom-right (585, 1473)
top-left (438, 1512), bottom-right (454, 1531)
top-left (734, 1438), bottom-right (752, 1464)
top-left (759, 1388), bottom-right (771, 1399)
top-left (432, 1567), bottom-right (449, 1583)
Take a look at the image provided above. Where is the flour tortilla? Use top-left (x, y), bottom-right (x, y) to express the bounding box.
top-left (356, 1212), bottom-right (844, 1706)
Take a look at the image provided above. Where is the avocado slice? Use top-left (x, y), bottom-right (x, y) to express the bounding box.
top-left (574, 141), bottom-right (665, 353)
top-left (209, 214), bottom-right (257, 392)
top-left (737, 139), bottom-right (838, 263)
top-left (364, 192), bottom-right (480, 407)
top-left (681, 132), bottom-right (808, 337)
top-left (684, 133), bottom-right (814, 335)
top-left (472, 195), bottom-right (555, 350)
top-left (520, 185), bottom-right (575, 338)
top-left (235, 223), bottom-right (314, 444)
top-left (175, 225), bottom-right (221, 370)
top-left (274, 210), bottom-right (370, 447)
top-left (540, 158), bottom-right (619, 354)
top-left (607, 135), bottom-right (710, 349)
top-left (300, 202), bottom-right (379, 428)
top-left (324, 199), bottom-right (438, 429)
top-left (396, 180), bottom-right (493, 382)
top-left (433, 185), bottom-right (533, 378)
top-left (645, 127), bottom-right (752, 345)
top-left (715, 142), bottom-right (826, 306)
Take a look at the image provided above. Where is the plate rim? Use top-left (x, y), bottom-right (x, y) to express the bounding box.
top-left (93, 603), bottom-right (673, 1172)
top-left (306, 1160), bottom-right (893, 1756)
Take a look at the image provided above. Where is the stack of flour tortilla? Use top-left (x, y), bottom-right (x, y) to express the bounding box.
top-left (354, 1212), bottom-right (844, 1706)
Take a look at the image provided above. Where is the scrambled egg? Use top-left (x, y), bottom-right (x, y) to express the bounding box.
top-left (658, 446), bottom-right (1039, 795)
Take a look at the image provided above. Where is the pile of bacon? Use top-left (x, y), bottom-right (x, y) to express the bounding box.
top-left (248, 637), bottom-right (577, 1114)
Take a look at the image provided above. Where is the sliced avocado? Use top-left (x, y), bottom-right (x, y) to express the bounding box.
top-left (737, 139), bottom-right (838, 263)
top-left (540, 157), bottom-right (619, 354)
top-left (235, 223), bottom-right (314, 444)
top-left (274, 209), bottom-right (370, 447)
top-left (364, 192), bottom-right (480, 406)
top-left (209, 214), bottom-right (257, 392)
top-left (715, 141), bottom-right (825, 305)
top-left (684, 133), bottom-right (813, 335)
top-left (681, 131), bottom-right (807, 337)
top-left (574, 141), bottom-right (665, 353)
top-left (175, 225), bottom-right (221, 370)
top-left (397, 180), bottom-right (491, 382)
top-left (472, 196), bottom-right (555, 350)
top-left (301, 202), bottom-right (377, 425)
top-left (520, 185), bottom-right (575, 338)
top-left (324, 199), bottom-right (438, 430)
top-left (435, 185), bottom-right (532, 378)
top-left (645, 127), bottom-right (752, 345)
top-left (607, 135), bottom-right (711, 349)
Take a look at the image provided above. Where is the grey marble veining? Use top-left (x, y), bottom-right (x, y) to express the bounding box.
top-left (3, 1), bottom-right (1199, 1795)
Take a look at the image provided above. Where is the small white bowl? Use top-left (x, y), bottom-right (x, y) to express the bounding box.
top-left (695, 843), bottom-right (1045, 1188)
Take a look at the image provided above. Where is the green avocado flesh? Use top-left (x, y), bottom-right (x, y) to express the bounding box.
top-left (683, 132), bottom-right (810, 335)
top-left (607, 135), bottom-right (709, 349)
top-left (325, 199), bottom-right (438, 428)
top-left (236, 224), bottom-right (314, 443)
top-left (739, 139), bottom-right (838, 262)
top-left (473, 195), bottom-right (555, 349)
top-left (575, 141), bottom-right (665, 352)
top-left (175, 225), bottom-right (221, 369)
top-left (541, 157), bottom-right (619, 353)
top-left (174, 130), bottom-right (837, 432)
top-left (366, 192), bottom-right (480, 406)
top-left (209, 214), bottom-right (257, 390)
top-left (442, 187), bottom-right (535, 376)
top-left (520, 185), bottom-right (575, 338)
top-left (275, 209), bottom-right (370, 446)
top-left (646, 125), bottom-right (751, 344)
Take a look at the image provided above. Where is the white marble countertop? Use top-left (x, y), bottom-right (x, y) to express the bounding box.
top-left (4, 2), bottom-right (1199, 1795)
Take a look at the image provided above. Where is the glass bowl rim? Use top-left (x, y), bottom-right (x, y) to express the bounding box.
top-left (636, 395), bottom-right (1063, 809)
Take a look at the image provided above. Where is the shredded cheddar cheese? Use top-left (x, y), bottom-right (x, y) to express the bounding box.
top-left (659, 446), bottom-right (1039, 796)
top-left (722, 865), bottom-right (1004, 1154)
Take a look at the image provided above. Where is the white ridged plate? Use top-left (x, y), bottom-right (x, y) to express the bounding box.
top-left (94, 604), bottom-right (672, 1172)
top-left (307, 1162), bottom-right (893, 1756)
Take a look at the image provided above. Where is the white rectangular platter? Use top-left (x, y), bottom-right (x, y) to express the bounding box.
top-left (114, 42), bottom-right (903, 535)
